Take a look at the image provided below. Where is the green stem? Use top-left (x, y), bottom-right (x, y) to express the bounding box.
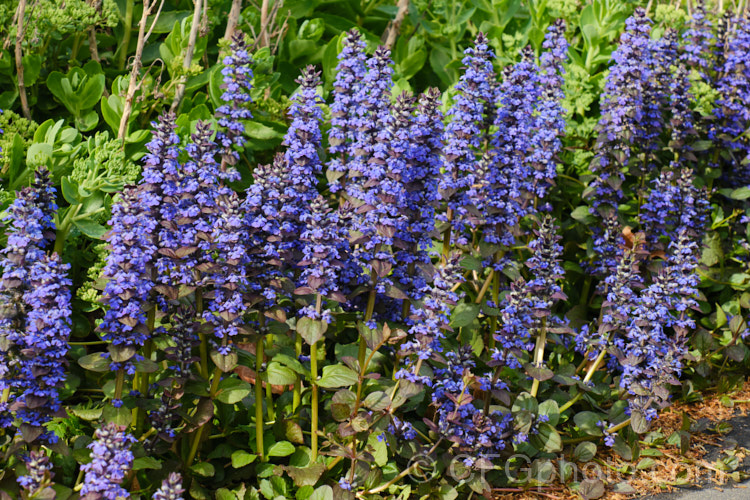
top-left (114, 369), bottom-right (125, 400)
top-left (54, 205), bottom-right (82, 255)
top-left (559, 347), bottom-right (608, 413)
top-left (264, 331), bottom-right (274, 422)
top-left (310, 340), bottom-right (319, 461)
top-left (359, 270), bottom-right (378, 370)
top-left (187, 366), bottom-right (222, 467)
top-left (118, 0), bottom-right (134, 70)
top-left (293, 331), bottom-right (302, 415)
top-left (255, 332), bottom-right (265, 461)
top-left (310, 295), bottom-right (322, 462)
top-left (529, 318), bottom-right (547, 398)
top-left (607, 418), bottom-right (631, 434)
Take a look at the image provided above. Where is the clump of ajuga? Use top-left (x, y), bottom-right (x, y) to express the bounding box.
top-left (80, 423), bottom-right (136, 499)
top-left (428, 346), bottom-right (514, 468)
top-left (492, 216), bottom-right (567, 371)
top-left (152, 473), bottom-right (185, 500)
top-left (439, 32), bottom-right (497, 247)
top-left (0, 168), bottom-right (71, 444)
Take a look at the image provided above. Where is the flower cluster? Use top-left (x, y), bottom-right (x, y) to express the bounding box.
top-left (439, 33), bottom-right (496, 245)
top-left (392, 88), bottom-right (444, 299)
top-left (278, 66), bottom-right (325, 261)
top-left (493, 217), bottom-right (566, 369)
top-left (429, 346), bottom-right (514, 468)
top-left (15, 253), bottom-right (71, 443)
top-left (713, 15), bottom-right (750, 187)
top-left (152, 473), bottom-right (185, 500)
top-left (18, 451), bottom-right (54, 495)
top-left (0, 168), bottom-right (65, 437)
top-left (99, 186), bottom-right (158, 372)
top-left (590, 7), bottom-right (652, 209)
top-left (80, 423), bottom-right (136, 499)
top-left (397, 254), bottom-right (463, 384)
top-left (215, 32), bottom-right (253, 181)
top-left (298, 196), bottom-right (349, 314)
top-left (327, 30), bottom-right (368, 193)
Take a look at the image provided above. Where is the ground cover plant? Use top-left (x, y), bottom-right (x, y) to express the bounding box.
top-left (0, 0), bottom-right (749, 499)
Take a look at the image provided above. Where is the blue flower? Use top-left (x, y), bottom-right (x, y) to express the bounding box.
top-left (493, 217), bottom-right (566, 369)
top-left (215, 32), bottom-right (253, 182)
top-left (152, 472), bottom-right (185, 500)
top-left (15, 253), bottom-right (72, 443)
top-left (397, 254), bottom-right (463, 384)
top-left (589, 8), bottom-right (652, 210)
top-left (439, 33), bottom-right (497, 246)
top-left (327, 30), bottom-right (368, 194)
top-left (99, 186), bottom-right (158, 373)
top-left (81, 423), bottom-right (136, 499)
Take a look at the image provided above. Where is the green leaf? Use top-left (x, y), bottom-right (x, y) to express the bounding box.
top-left (69, 407), bottom-right (103, 421)
top-left (211, 350), bottom-right (238, 372)
top-left (132, 456), bottom-right (162, 470)
top-left (729, 186), bottom-right (750, 200)
top-left (190, 462), bottom-right (215, 477)
top-left (451, 302), bottom-right (479, 328)
top-left (77, 353), bottom-right (110, 372)
top-left (297, 317), bottom-right (327, 345)
top-left (231, 450), bottom-right (257, 468)
top-left (512, 392), bottom-right (539, 414)
top-left (579, 478), bottom-right (605, 500)
top-left (73, 219), bottom-right (107, 239)
top-left (571, 205), bottom-right (596, 224)
top-left (530, 422), bottom-right (562, 453)
top-left (574, 411), bottom-right (603, 436)
top-left (573, 442), bottom-right (597, 462)
top-left (216, 379), bottom-right (252, 404)
top-left (268, 440), bottom-right (295, 457)
top-left (317, 365), bottom-right (358, 389)
top-left (538, 399), bottom-right (560, 427)
top-left (267, 362), bottom-right (297, 386)
top-left (215, 489), bottom-right (238, 500)
top-left (102, 404), bottom-right (131, 427)
top-left (61, 177), bottom-right (81, 205)
top-left (308, 486), bottom-right (333, 500)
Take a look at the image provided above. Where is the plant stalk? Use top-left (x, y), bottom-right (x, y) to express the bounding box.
top-left (14, 0), bottom-right (31, 120)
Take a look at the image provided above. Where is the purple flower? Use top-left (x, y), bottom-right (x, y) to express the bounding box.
top-left (393, 89), bottom-right (444, 299)
top-left (99, 186), bottom-right (158, 373)
top-left (215, 31), bottom-right (253, 182)
top-left (327, 30), bottom-right (368, 193)
top-left (203, 191), bottom-right (249, 354)
top-left (589, 8), bottom-right (652, 210)
top-left (156, 121), bottom-right (221, 288)
top-left (712, 17), bottom-right (750, 187)
top-left (152, 473), bottom-right (185, 500)
top-left (298, 196), bottom-right (349, 311)
top-left (279, 66), bottom-right (325, 258)
top-left (493, 217), bottom-right (566, 369)
top-left (17, 450), bottom-right (54, 494)
top-left (14, 253), bottom-right (72, 443)
top-left (397, 254), bottom-right (463, 384)
top-left (483, 46), bottom-right (541, 247)
top-left (0, 168), bottom-right (59, 431)
top-left (81, 423), bottom-right (136, 499)
top-left (681, 1), bottom-right (715, 77)
top-left (439, 33), bottom-right (497, 246)
top-left (430, 346), bottom-right (513, 466)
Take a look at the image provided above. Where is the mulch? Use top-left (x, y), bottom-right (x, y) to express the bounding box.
top-left (492, 380), bottom-right (750, 500)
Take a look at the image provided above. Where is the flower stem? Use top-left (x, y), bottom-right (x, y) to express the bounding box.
top-left (359, 269), bottom-right (378, 370)
top-left (529, 318), bottom-right (547, 397)
top-left (310, 294), bottom-right (322, 462)
top-left (255, 330), bottom-right (265, 461)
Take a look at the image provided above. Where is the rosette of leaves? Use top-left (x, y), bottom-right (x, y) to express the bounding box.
top-left (56, 132), bottom-right (140, 248)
